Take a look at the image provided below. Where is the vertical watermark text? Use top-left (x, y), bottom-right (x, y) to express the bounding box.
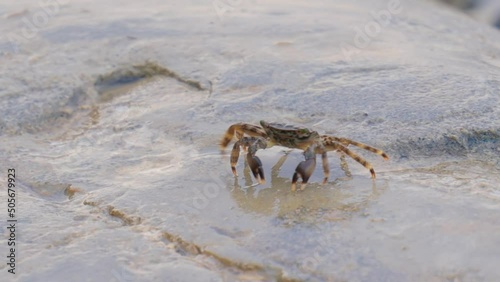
top-left (6, 168), bottom-right (17, 275)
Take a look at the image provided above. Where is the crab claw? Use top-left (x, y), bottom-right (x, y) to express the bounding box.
top-left (247, 153), bottom-right (265, 184)
top-left (291, 158), bottom-right (316, 191)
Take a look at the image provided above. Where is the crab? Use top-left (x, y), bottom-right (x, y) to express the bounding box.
top-left (220, 121), bottom-right (389, 191)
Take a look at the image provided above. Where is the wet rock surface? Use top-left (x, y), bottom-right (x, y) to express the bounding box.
top-left (1, 0), bottom-right (499, 281)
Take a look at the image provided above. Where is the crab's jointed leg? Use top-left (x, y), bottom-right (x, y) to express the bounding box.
top-left (322, 139), bottom-right (377, 179)
top-left (321, 135), bottom-right (389, 160)
top-left (319, 149), bottom-right (330, 184)
top-left (230, 137), bottom-right (267, 184)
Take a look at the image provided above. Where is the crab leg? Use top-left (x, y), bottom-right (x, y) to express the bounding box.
top-left (321, 135), bottom-right (389, 160)
top-left (320, 151), bottom-right (330, 184)
top-left (230, 142), bottom-right (241, 176)
top-left (323, 141), bottom-right (377, 179)
top-left (230, 137), bottom-right (267, 184)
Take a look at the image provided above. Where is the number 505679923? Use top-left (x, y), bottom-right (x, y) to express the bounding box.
top-left (7, 169), bottom-right (15, 217)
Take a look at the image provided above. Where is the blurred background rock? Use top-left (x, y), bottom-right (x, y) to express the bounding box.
top-left (437, 0), bottom-right (500, 28)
